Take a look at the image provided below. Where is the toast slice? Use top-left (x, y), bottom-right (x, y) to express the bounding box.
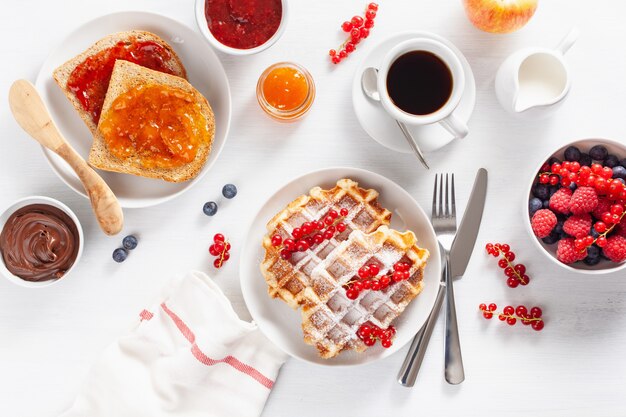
top-left (53, 30), bottom-right (187, 135)
top-left (90, 60), bottom-right (215, 183)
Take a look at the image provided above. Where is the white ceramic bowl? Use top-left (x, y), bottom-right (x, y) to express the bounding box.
top-left (195, 0), bottom-right (289, 55)
top-left (525, 138), bottom-right (626, 274)
top-left (0, 196), bottom-right (84, 288)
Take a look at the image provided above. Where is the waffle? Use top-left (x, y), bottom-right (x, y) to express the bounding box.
top-left (261, 179), bottom-right (392, 309)
top-left (300, 226), bottom-right (429, 358)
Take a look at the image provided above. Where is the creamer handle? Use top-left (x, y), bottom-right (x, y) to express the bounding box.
top-left (556, 28), bottom-right (579, 55)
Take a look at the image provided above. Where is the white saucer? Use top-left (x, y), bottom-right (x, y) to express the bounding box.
top-left (35, 11), bottom-right (231, 208)
top-left (239, 167), bottom-right (441, 366)
top-left (352, 31), bottom-right (476, 154)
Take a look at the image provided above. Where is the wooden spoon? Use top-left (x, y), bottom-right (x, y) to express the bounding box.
top-left (8, 79), bottom-right (123, 236)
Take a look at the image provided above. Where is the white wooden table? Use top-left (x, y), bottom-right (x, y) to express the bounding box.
top-left (1, 1), bottom-right (625, 416)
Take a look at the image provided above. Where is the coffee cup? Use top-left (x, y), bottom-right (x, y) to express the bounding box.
top-left (377, 38), bottom-right (468, 139)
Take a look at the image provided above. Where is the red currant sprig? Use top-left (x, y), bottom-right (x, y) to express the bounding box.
top-left (209, 233), bottom-right (231, 268)
top-left (479, 303), bottom-right (545, 331)
top-left (329, 3), bottom-right (378, 64)
top-left (485, 243), bottom-right (530, 288)
top-left (357, 321), bottom-right (395, 348)
top-left (271, 208), bottom-right (350, 260)
top-left (538, 161), bottom-right (626, 199)
top-left (344, 261), bottom-right (411, 300)
top-left (576, 204), bottom-right (626, 251)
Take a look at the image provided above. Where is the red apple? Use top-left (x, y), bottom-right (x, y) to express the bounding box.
top-left (463, 0), bottom-right (538, 34)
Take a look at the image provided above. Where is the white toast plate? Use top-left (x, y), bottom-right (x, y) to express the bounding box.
top-left (35, 11), bottom-right (231, 208)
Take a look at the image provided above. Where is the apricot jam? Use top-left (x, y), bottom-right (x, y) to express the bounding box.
top-left (67, 39), bottom-right (177, 123)
top-left (98, 84), bottom-right (210, 169)
top-left (257, 62), bottom-right (315, 122)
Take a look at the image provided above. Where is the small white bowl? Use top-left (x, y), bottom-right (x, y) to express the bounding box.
top-left (524, 138), bottom-right (626, 275)
top-left (0, 196), bottom-right (84, 288)
top-left (195, 0), bottom-right (289, 55)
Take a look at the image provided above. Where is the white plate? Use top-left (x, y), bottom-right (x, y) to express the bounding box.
top-left (352, 31), bottom-right (476, 154)
top-left (240, 167), bottom-right (441, 366)
top-left (35, 11), bottom-right (231, 208)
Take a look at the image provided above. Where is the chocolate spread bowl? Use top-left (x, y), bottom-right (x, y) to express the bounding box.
top-left (0, 196), bottom-right (83, 288)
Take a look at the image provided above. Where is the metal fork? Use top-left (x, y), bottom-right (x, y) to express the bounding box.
top-left (398, 173), bottom-right (459, 386)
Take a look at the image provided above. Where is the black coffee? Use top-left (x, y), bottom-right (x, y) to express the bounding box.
top-left (386, 51), bottom-right (453, 115)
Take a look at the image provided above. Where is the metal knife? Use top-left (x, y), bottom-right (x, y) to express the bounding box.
top-left (398, 168), bottom-right (488, 387)
top-left (444, 167), bottom-right (488, 384)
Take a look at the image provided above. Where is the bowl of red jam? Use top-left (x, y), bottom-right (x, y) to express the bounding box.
top-left (195, 0), bottom-right (288, 55)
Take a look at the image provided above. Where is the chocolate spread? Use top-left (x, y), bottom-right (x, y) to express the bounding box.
top-left (0, 204), bottom-right (79, 282)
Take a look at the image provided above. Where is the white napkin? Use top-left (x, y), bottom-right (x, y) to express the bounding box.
top-left (59, 271), bottom-right (288, 417)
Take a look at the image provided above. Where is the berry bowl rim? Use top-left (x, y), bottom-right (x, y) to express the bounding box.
top-left (524, 137), bottom-right (626, 275)
top-left (0, 196), bottom-right (84, 288)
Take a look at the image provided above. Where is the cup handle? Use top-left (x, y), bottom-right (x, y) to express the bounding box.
top-left (439, 113), bottom-right (468, 139)
top-left (556, 28), bottom-right (579, 55)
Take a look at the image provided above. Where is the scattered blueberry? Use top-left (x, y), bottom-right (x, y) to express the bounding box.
top-left (569, 183), bottom-right (578, 191)
top-left (613, 166), bottom-right (626, 179)
top-left (605, 154), bottom-right (620, 168)
top-left (542, 200), bottom-right (550, 209)
top-left (589, 145), bottom-right (608, 161)
top-left (529, 198), bottom-right (543, 215)
top-left (548, 156), bottom-right (562, 166)
top-left (203, 201), bottom-right (218, 216)
top-left (122, 235), bottom-right (138, 250)
top-left (113, 248), bottom-right (128, 263)
top-left (564, 146), bottom-right (581, 161)
top-left (579, 153), bottom-right (592, 167)
top-left (222, 184), bottom-right (238, 199)
top-left (533, 184), bottom-right (550, 200)
top-left (542, 232), bottom-right (559, 245)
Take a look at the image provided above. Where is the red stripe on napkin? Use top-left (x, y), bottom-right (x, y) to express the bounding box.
top-left (160, 302), bottom-right (274, 389)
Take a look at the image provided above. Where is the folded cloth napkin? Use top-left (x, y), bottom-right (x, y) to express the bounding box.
top-left (59, 271), bottom-right (288, 417)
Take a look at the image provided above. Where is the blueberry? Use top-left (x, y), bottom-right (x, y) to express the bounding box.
top-left (548, 156), bottom-right (562, 166)
top-left (542, 233), bottom-right (559, 245)
top-left (569, 183), bottom-right (578, 191)
top-left (533, 184), bottom-right (550, 200)
top-left (590, 228), bottom-right (600, 239)
top-left (620, 158), bottom-right (626, 168)
top-left (579, 153), bottom-right (592, 167)
top-left (529, 198), bottom-right (543, 215)
top-left (542, 200), bottom-right (550, 209)
top-left (584, 256), bottom-right (601, 266)
top-left (549, 186), bottom-right (559, 197)
top-left (584, 246), bottom-right (601, 266)
top-left (222, 184), bottom-right (238, 199)
top-left (564, 146), bottom-right (581, 161)
top-left (616, 178), bottom-right (626, 185)
top-left (613, 166), bottom-right (626, 179)
top-left (605, 154), bottom-right (620, 168)
top-left (589, 145), bottom-right (608, 161)
top-left (122, 235), bottom-right (138, 250)
top-left (203, 201), bottom-right (218, 216)
top-left (112, 248), bottom-right (128, 263)
top-left (554, 221), bottom-right (565, 237)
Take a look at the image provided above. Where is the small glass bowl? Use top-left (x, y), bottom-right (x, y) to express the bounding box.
top-left (256, 62), bottom-right (315, 122)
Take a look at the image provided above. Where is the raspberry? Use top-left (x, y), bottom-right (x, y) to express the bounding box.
top-left (602, 235), bottom-right (626, 262)
top-left (531, 209), bottom-right (557, 238)
top-left (569, 186), bottom-right (598, 214)
top-left (556, 238), bottom-right (587, 264)
top-left (593, 197), bottom-right (612, 219)
top-left (549, 187), bottom-right (572, 214)
top-left (563, 214), bottom-right (592, 238)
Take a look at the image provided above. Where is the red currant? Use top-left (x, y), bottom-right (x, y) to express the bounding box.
top-left (498, 259), bottom-right (508, 268)
top-left (292, 228), bottom-right (302, 239)
top-left (222, 252), bottom-right (231, 261)
top-left (341, 21), bottom-right (352, 32)
top-left (359, 27), bottom-right (370, 39)
top-left (313, 233), bottom-right (324, 245)
top-left (283, 239), bottom-right (295, 251)
top-left (368, 264), bottom-right (380, 276)
top-left (371, 281), bottom-right (381, 291)
top-left (350, 28), bottom-right (361, 41)
top-left (213, 241), bottom-right (225, 253)
top-left (506, 317), bottom-right (517, 326)
top-left (379, 275), bottom-right (391, 287)
top-left (381, 338), bottom-right (392, 348)
top-left (531, 320), bottom-right (545, 331)
top-left (516, 305), bottom-right (528, 316)
top-left (340, 208), bottom-right (349, 217)
top-left (364, 18), bottom-right (374, 28)
top-left (209, 245), bottom-right (220, 256)
top-left (339, 50), bottom-right (347, 59)
top-left (214, 233), bottom-right (225, 243)
top-left (331, 56), bottom-right (341, 64)
top-left (488, 303), bottom-right (497, 311)
top-left (368, 2), bottom-right (379, 11)
top-left (213, 258), bottom-right (223, 268)
top-left (503, 305), bottom-right (514, 315)
top-left (358, 324), bottom-right (371, 338)
top-left (507, 277), bottom-right (519, 288)
top-left (346, 288), bottom-right (359, 300)
top-left (323, 229), bottom-right (334, 240)
top-left (296, 241), bottom-right (309, 252)
top-left (596, 236), bottom-right (607, 247)
top-left (345, 42), bottom-right (355, 53)
top-left (479, 303), bottom-right (487, 311)
top-left (336, 222), bottom-right (347, 233)
top-left (358, 266), bottom-right (371, 279)
top-left (365, 9), bottom-right (376, 20)
top-left (280, 249), bottom-right (292, 260)
top-left (530, 307), bottom-right (543, 318)
top-left (351, 15), bottom-right (364, 27)
top-left (271, 234), bottom-right (282, 246)
top-left (329, 49), bottom-right (336, 57)
top-left (483, 312), bottom-right (493, 319)
top-left (363, 336), bottom-right (375, 346)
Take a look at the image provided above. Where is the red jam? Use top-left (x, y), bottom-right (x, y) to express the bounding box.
top-left (67, 38), bottom-right (177, 123)
top-left (204, 0), bottom-right (282, 49)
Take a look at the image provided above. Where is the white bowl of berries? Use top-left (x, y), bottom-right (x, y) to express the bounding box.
top-left (526, 138), bottom-right (626, 274)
